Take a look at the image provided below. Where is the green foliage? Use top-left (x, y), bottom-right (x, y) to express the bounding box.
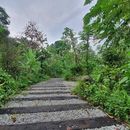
top-left (73, 81), bottom-right (90, 97)
top-left (48, 61), bottom-right (63, 78)
top-left (0, 68), bottom-right (17, 106)
top-left (44, 27), bottom-right (98, 80)
top-left (70, 65), bottom-right (83, 76)
top-left (62, 27), bottom-right (78, 65)
top-left (119, 51), bottom-right (130, 93)
top-left (0, 8), bottom-right (47, 106)
top-left (63, 71), bottom-right (74, 81)
top-left (101, 47), bottom-right (126, 67)
top-left (18, 49), bottom-right (41, 88)
top-left (50, 40), bottom-right (71, 55)
top-left (0, 7), bottom-right (10, 40)
top-left (73, 80), bottom-right (130, 121)
top-left (84, 0), bottom-right (130, 48)
top-left (82, 0), bottom-right (130, 123)
top-left (1, 39), bottom-right (22, 77)
top-left (0, 45), bottom-right (47, 107)
top-left (105, 89), bottom-right (130, 121)
top-left (0, 7), bottom-right (10, 26)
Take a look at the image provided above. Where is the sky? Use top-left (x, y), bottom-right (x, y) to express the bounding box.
top-left (0, 0), bottom-right (96, 43)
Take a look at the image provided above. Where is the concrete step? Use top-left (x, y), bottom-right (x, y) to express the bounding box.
top-left (0, 108), bottom-right (106, 125)
top-left (15, 93), bottom-right (75, 99)
top-left (0, 117), bottom-right (119, 130)
top-left (24, 90), bottom-right (70, 95)
top-left (0, 104), bottom-right (90, 114)
top-left (30, 87), bottom-right (72, 90)
top-left (28, 91), bottom-right (70, 94)
top-left (13, 96), bottom-right (78, 101)
top-left (4, 99), bottom-right (86, 108)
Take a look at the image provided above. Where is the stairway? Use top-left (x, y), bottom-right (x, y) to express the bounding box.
top-left (0, 78), bottom-right (128, 130)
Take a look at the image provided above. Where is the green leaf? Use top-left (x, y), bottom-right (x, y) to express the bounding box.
top-left (119, 77), bottom-right (128, 85)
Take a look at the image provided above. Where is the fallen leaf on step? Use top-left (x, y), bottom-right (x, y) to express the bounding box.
top-left (11, 115), bottom-right (17, 123)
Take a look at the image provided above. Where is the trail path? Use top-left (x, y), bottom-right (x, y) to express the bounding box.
top-left (0, 78), bottom-right (128, 130)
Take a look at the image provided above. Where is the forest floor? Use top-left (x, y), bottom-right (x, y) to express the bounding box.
top-left (0, 78), bottom-right (128, 130)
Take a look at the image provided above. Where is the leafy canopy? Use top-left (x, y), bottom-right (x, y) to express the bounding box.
top-left (84, 0), bottom-right (130, 48)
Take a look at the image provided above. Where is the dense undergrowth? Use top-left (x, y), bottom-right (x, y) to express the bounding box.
top-left (72, 60), bottom-right (130, 123)
top-left (73, 79), bottom-right (130, 122)
top-left (0, 49), bottom-right (49, 107)
top-left (71, 0), bottom-right (130, 124)
top-left (72, 51), bottom-right (130, 123)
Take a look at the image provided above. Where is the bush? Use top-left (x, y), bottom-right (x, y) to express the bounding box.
top-left (89, 85), bottom-right (109, 106)
top-left (18, 49), bottom-right (41, 89)
top-left (70, 65), bottom-right (83, 76)
top-left (104, 89), bottom-right (130, 121)
top-left (0, 68), bottom-right (17, 106)
top-left (64, 71), bottom-right (74, 81)
top-left (63, 64), bottom-right (84, 81)
top-left (0, 49), bottom-right (45, 107)
top-left (73, 81), bottom-right (98, 98)
top-left (73, 81), bottom-right (86, 97)
top-left (73, 80), bottom-right (130, 122)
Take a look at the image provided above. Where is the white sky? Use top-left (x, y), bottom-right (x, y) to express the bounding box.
top-left (0, 0), bottom-right (96, 43)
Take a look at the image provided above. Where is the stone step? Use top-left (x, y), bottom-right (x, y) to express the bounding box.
top-left (27, 91), bottom-right (70, 95)
top-left (0, 117), bottom-right (119, 130)
top-left (0, 108), bottom-right (106, 125)
top-left (13, 96), bottom-right (78, 101)
top-left (4, 99), bottom-right (86, 108)
top-left (30, 87), bottom-right (72, 90)
top-left (25, 89), bottom-right (70, 93)
top-left (15, 94), bottom-right (74, 99)
top-left (0, 104), bottom-right (90, 114)
top-left (31, 85), bottom-right (65, 88)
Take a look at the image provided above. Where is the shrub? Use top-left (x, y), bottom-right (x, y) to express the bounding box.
top-left (73, 81), bottom-right (98, 98)
top-left (0, 49), bottom-right (45, 107)
top-left (73, 81), bottom-right (87, 97)
top-left (73, 80), bottom-right (130, 122)
top-left (18, 49), bottom-right (41, 89)
top-left (64, 71), bottom-right (74, 81)
top-left (89, 85), bottom-right (109, 107)
top-left (0, 68), bottom-right (17, 106)
top-left (104, 89), bottom-right (130, 121)
top-left (70, 65), bottom-right (83, 76)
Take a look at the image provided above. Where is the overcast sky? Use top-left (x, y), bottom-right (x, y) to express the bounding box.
top-left (0, 0), bottom-right (96, 43)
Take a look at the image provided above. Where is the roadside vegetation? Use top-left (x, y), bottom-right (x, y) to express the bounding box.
top-left (0, 0), bottom-right (130, 124)
top-left (73, 0), bottom-right (130, 124)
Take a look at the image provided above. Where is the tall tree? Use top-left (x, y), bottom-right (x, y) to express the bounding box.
top-left (0, 7), bottom-right (11, 75)
top-left (79, 30), bottom-right (91, 74)
top-left (0, 7), bottom-right (9, 25)
top-left (0, 7), bottom-right (10, 41)
top-left (23, 21), bottom-right (47, 50)
top-left (62, 27), bottom-right (78, 65)
top-left (51, 40), bottom-right (70, 56)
